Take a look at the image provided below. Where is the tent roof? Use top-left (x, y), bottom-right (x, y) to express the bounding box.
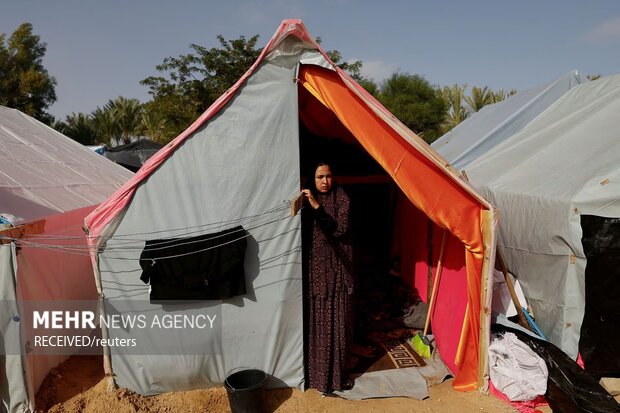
top-left (0, 106), bottom-right (133, 224)
top-left (468, 73), bottom-right (620, 217)
top-left (85, 19), bottom-right (492, 237)
top-left (433, 70), bottom-right (587, 171)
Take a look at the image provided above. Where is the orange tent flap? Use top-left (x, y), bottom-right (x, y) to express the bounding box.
top-left (300, 65), bottom-right (487, 389)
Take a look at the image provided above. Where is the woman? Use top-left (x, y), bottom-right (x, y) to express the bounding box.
top-left (302, 161), bottom-right (354, 393)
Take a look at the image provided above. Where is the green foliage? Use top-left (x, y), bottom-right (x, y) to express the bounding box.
top-left (358, 78), bottom-right (379, 97)
top-left (325, 49), bottom-right (364, 81)
top-left (105, 96), bottom-right (143, 145)
top-left (141, 35), bottom-right (262, 140)
top-left (60, 112), bottom-right (96, 145)
top-left (91, 107), bottom-right (119, 146)
top-left (441, 84), bottom-right (470, 133)
top-left (0, 23), bottom-right (57, 124)
top-left (439, 84), bottom-right (517, 134)
top-left (138, 107), bottom-right (171, 144)
top-left (378, 73), bottom-right (448, 143)
top-left (54, 96), bottom-right (145, 146)
top-left (465, 86), bottom-right (494, 113)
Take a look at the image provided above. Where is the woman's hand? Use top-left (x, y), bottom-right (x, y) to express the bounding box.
top-left (302, 189), bottom-right (320, 210)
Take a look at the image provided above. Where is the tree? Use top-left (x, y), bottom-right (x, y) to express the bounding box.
top-left (441, 84), bottom-right (470, 132)
top-left (358, 78), bottom-right (379, 97)
top-left (91, 107), bottom-right (119, 146)
top-left (491, 88), bottom-right (517, 104)
top-left (61, 112), bottom-right (96, 145)
top-left (141, 35), bottom-right (262, 139)
top-left (378, 73), bottom-right (447, 143)
top-left (0, 23), bottom-right (57, 124)
top-left (465, 86), bottom-right (494, 113)
top-left (105, 97), bottom-right (143, 145)
top-left (139, 108), bottom-right (170, 143)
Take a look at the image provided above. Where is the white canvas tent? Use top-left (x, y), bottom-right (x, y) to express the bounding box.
top-left (85, 20), bottom-right (498, 396)
top-left (433, 73), bottom-right (620, 360)
top-left (433, 70), bottom-right (587, 170)
top-left (0, 105), bottom-right (133, 412)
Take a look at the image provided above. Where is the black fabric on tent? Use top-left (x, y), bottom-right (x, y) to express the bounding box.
top-left (103, 139), bottom-right (163, 172)
top-left (579, 215), bottom-right (620, 380)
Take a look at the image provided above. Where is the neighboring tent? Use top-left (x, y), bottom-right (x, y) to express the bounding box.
top-left (433, 70), bottom-right (587, 171)
top-left (103, 139), bottom-right (164, 172)
top-left (433, 73), bottom-right (620, 368)
top-left (84, 19), bottom-right (497, 396)
top-left (0, 105), bottom-right (133, 412)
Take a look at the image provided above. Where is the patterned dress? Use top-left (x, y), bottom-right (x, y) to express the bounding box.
top-left (307, 186), bottom-right (354, 393)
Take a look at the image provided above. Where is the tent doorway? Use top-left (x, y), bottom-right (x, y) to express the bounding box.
top-left (298, 100), bottom-right (427, 383)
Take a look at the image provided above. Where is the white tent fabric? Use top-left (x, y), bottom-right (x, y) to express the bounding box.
top-left (433, 70), bottom-right (587, 171)
top-left (0, 105), bottom-right (131, 223)
top-left (434, 74), bottom-right (620, 358)
top-left (1, 106), bottom-right (133, 412)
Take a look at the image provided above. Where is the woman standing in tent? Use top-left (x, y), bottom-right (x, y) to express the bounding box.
top-left (302, 161), bottom-right (354, 394)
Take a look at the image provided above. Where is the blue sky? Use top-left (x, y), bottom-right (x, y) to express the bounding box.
top-left (3, 0), bottom-right (620, 120)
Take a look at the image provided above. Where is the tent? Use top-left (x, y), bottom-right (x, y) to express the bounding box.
top-left (0, 105), bottom-right (133, 412)
top-left (433, 73), bottom-right (620, 369)
top-left (103, 139), bottom-right (164, 172)
top-left (84, 19), bottom-right (497, 396)
top-left (432, 70), bottom-right (587, 171)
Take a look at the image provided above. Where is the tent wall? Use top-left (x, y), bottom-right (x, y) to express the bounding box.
top-left (97, 58), bottom-right (304, 395)
top-left (1, 243), bottom-right (30, 413)
top-left (14, 206), bottom-right (98, 403)
top-left (460, 74), bottom-right (620, 359)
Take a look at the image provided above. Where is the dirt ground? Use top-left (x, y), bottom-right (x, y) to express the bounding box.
top-left (34, 355), bottom-right (528, 413)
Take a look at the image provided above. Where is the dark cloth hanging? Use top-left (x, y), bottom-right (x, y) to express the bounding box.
top-left (579, 215), bottom-right (620, 379)
top-left (139, 225), bottom-right (248, 301)
top-left (305, 186), bottom-right (354, 393)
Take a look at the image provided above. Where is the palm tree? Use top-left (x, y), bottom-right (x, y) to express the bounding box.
top-left (441, 84), bottom-right (470, 132)
top-left (492, 88), bottom-right (517, 104)
top-left (63, 112), bottom-right (96, 145)
top-left (106, 97), bottom-right (143, 145)
top-left (91, 107), bottom-right (119, 146)
top-left (139, 110), bottom-right (170, 143)
top-left (465, 86), bottom-right (494, 113)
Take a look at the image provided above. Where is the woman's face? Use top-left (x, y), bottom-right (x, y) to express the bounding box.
top-left (314, 165), bottom-right (333, 193)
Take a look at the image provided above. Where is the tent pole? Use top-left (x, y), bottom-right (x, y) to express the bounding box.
top-left (87, 240), bottom-right (115, 393)
top-left (477, 208), bottom-right (496, 392)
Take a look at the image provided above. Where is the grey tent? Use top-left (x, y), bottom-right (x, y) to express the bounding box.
top-left (84, 20), bottom-right (498, 396)
top-left (433, 73), bottom-right (620, 365)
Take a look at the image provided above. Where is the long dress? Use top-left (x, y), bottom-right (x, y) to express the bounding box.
top-left (307, 186), bottom-right (354, 393)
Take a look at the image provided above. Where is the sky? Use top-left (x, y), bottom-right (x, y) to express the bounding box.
top-left (2, 0), bottom-right (620, 120)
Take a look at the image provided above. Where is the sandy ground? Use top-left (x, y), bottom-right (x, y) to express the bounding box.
top-left (34, 355), bottom-right (528, 413)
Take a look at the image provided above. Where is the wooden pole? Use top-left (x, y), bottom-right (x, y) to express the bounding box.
top-left (424, 229), bottom-right (447, 336)
top-left (496, 249), bottom-right (532, 331)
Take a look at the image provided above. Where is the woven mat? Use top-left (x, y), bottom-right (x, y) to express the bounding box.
top-left (380, 339), bottom-right (425, 369)
top-left (351, 335), bottom-right (425, 374)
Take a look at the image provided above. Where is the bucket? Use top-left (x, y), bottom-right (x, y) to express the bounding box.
top-left (224, 368), bottom-right (267, 413)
